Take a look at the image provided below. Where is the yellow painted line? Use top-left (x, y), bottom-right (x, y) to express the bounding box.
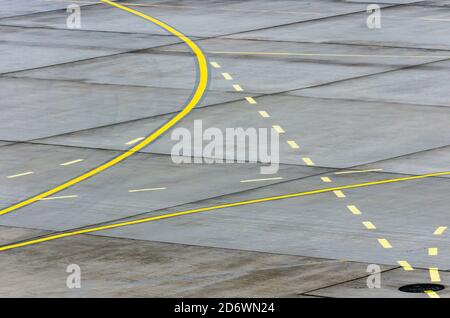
top-left (2, 170), bottom-right (450, 251)
top-left (302, 157), bottom-right (315, 166)
top-left (321, 177), bottom-right (332, 183)
top-left (362, 221), bottom-right (376, 230)
top-left (245, 97), bottom-right (257, 104)
top-left (287, 140), bottom-right (299, 149)
top-left (0, 0), bottom-right (208, 217)
top-left (334, 169), bottom-right (383, 175)
top-left (272, 125), bottom-right (285, 133)
top-left (434, 226), bottom-right (447, 235)
top-left (397, 261), bottom-right (414, 271)
top-left (425, 290), bottom-right (440, 298)
top-left (38, 195), bottom-right (78, 201)
top-left (232, 84), bottom-right (243, 92)
top-left (333, 190), bottom-right (346, 198)
top-left (258, 111), bottom-right (270, 118)
top-left (347, 205), bottom-right (361, 215)
top-left (60, 159), bottom-right (84, 166)
top-left (210, 61), bottom-right (221, 68)
top-left (378, 238), bottom-right (392, 249)
top-left (7, 171), bottom-right (34, 179)
top-left (221, 72), bottom-right (232, 80)
top-left (429, 268), bottom-right (441, 282)
top-left (125, 137), bottom-right (145, 145)
top-left (428, 247), bottom-right (438, 256)
top-left (240, 177), bottom-right (283, 183)
top-left (128, 187), bottom-right (166, 193)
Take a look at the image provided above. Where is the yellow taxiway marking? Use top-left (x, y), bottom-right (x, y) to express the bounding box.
top-left (245, 97), bottom-right (257, 104)
top-left (321, 177), bottom-right (332, 183)
top-left (398, 261), bottom-right (414, 271)
top-left (240, 177), bottom-right (283, 183)
top-left (429, 268), bottom-right (441, 282)
top-left (378, 238), bottom-right (392, 249)
top-left (0, 0), bottom-right (208, 217)
top-left (125, 137), bottom-right (145, 145)
top-left (272, 125), bottom-right (285, 133)
top-left (425, 290), bottom-right (440, 298)
top-left (428, 247), bottom-right (438, 256)
top-left (60, 159), bottom-right (84, 166)
top-left (433, 226), bottom-right (447, 235)
top-left (210, 61), bottom-right (221, 68)
top-left (287, 140), bottom-right (299, 149)
top-left (347, 205), bottom-right (361, 215)
top-left (334, 169), bottom-right (383, 175)
top-left (38, 195), bottom-right (78, 201)
top-left (362, 221), bottom-right (376, 230)
top-left (7, 171), bottom-right (34, 179)
top-left (302, 158), bottom-right (315, 166)
top-left (128, 187), bottom-right (167, 193)
top-left (221, 72), bottom-right (232, 80)
top-left (232, 84), bottom-right (243, 92)
top-left (1, 171), bottom-right (450, 252)
top-left (258, 111), bottom-right (270, 118)
top-left (333, 190), bottom-right (346, 198)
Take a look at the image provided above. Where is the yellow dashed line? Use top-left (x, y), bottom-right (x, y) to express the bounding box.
top-left (362, 221), bottom-right (376, 230)
top-left (232, 84), bottom-right (243, 92)
top-left (378, 238), bottom-right (392, 249)
top-left (425, 290), bottom-right (440, 298)
top-left (287, 140), bottom-right (299, 149)
top-left (398, 260), bottom-right (414, 271)
top-left (433, 226), bottom-right (447, 235)
top-left (302, 157), bottom-right (315, 166)
top-left (272, 125), bottom-right (285, 133)
top-left (245, 97), bottom-right (257, 104)
top-left (333, 190), bottom-right (346, 198)
top-left (428, 247), bottom-right (438, 256)
top-left (210, 61), bottom-right (221, 68)
top-left (7, 172), bottom-right (34, 179)
top-left (221, 72), bottom-right (232, 80)
top-left (125, 137), bottom-right (145, 145)
top-left (258, 111), bottom-right (270, 118)
top-left (321, 177), bottom-right (332, 183)
top-left (60, 159), bottom-right (84, 166)
top-left (347, 205), bottom-right (361, 215)
top-left (429, 268), bottom-right (441, 282)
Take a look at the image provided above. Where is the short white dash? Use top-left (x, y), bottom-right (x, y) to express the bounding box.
top-left (60, 159), bottom-right (84, 166)
top-left (128, 187), bottom-right (167, 193)
top-left (39, 195), bottom-right (78, 201)
top-left (126, 137), bottom-right (145, 145)
top-left (7, 171), bottom-right (34, 179)
top-left (334, 169), bottom-right (383, 175)
top-left (240, 177), bottom-right (283, 183)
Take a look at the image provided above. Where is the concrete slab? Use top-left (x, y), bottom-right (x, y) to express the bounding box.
top-left (0, 0), bottom-right (93, 19)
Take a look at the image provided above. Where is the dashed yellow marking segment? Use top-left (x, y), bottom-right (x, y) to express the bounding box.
top-left (378, 239), bottom-right (392, 249)
top-left (272, 125), bottom-right (285, 133)
top-left (347, 205), bottom-right (361, 215)
top-left (7, 172), bottom-right (34, 179)
top-left (232, 84), bottom-right (243, 92)
top-left (1, 171), bottom-right (450, 251)
top-left (0, 0), bottom-right (209, 217)
top-left (428, 247), bottom-right (438, 256)
top-left (125, 137), bottom-right (145, 145)
top-left (221, 72), bottom-right (232, 80)
top-left (362, 221), bottom-right (376, 230)
top-left (398, 260), bottom-right (414, 271)
top-left (287, 140), bottom-right (299, 149)
top-left (128, 187), bottom-right (167, 193)
top-left (258, 111), bottom-right (270, 118)
top-left (245, 97), bottom-right (257, 104)
top-left (210, 61), bottom-right (221, 68)
top-left (60, 159), bottom-right (84, 166)
top-left (38, 195), bottom-right (78, 201)
top-left (240, 177), bottom-right (283, 183)
top-left (425, 290), bottom-right (440, 298)
top-left (434, 226), bottom-right (447, 235)
top-left (302, 157), bottom-right (315, 166)
top-left (333, 190), bottom-right (346, 198)
top-left (429, 268), bottom-right (441, 282)
top-left (321, 177), bottom-right (332, 183)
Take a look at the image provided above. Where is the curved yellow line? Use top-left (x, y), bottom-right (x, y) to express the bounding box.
top-left (1, 170), bottom-right (449, 252)
top-left (0, 0), bottom-right (209, 216)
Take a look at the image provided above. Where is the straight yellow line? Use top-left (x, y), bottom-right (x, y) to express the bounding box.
top-left (378, 238), bottom-right (392, 249)
top-left (429, 268), bottom-right (441, 282)
top-left (397, 260), bottom-right (414, 271)
top-left (1, 170), bottom-right (450, 252)
top-left (0, 0), bottom-right (209, 217)
top-left (433, 226), bottom-right (447, 235)
top-left (7, 171), bottom-right (34, 179)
